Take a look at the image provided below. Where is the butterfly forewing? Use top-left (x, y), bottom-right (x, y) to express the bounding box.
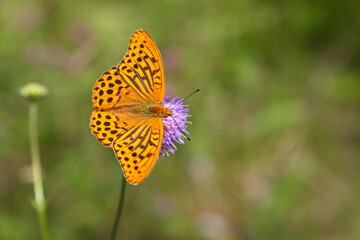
top-left (113, 118), bottom-right (163, 185)
top-left (117, 30), bottom-right (165, 104)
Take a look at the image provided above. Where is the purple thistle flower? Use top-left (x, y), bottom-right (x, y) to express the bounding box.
top-left (161, 96), bottom-right (191, 156)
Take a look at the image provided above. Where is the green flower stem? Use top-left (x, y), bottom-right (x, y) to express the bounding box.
top-left (110, 176), bottom-right (127, 240)
top-left (29, 102), bottom-right (50, 240)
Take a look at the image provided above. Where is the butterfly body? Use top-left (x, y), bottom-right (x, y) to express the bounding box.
top-left (146, 105), bottom-right (172, 117)
top-left (90, 30), bottom-right (170, 185)
top-left (108, 102), bottom-right (172, 119)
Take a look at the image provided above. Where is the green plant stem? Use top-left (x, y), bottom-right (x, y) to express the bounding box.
top-left (110, 176), bottom-right (127, 240)
top-left (29, 102), bottom-right (50, 240)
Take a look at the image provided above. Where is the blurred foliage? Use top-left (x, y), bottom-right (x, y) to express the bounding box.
top-left (1, 0), bottom-right (360, 239)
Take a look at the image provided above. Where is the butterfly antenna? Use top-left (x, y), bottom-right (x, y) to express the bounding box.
top-left (171, 89), bottom-right (200, 109)
top-left (170, 115), bottom-right (191, 141)
top-left (183, 88), bottom-right (200, 101)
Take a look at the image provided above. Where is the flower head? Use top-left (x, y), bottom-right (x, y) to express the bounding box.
top-left (20, 83), bottom-right (48, 101)
top-left (161, 96), bottom-right (191, 156)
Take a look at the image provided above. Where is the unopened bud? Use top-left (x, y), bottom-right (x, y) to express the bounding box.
top-left (20, 83), bottom-right (48, 101)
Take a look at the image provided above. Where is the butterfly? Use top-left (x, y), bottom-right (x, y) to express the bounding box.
top-left (89, 30), bottom-right (173, 185)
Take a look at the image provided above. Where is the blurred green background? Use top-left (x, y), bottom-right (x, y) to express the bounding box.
top-left (1, 0), bottom-right (359, 239)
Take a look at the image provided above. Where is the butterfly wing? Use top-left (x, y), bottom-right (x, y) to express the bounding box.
top-left (117, 29), bottom-right (165, 103)
top-left (91, 30), bottom-right (165, 111)
top-left (113, 117), bottom-right (164, 185)
top-left (90, 109), bottom-right (144, 148)
top-left (90, 66), bottom-right (146, 147)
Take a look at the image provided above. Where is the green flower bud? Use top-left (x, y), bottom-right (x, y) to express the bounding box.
top-left (20, 83), bottom-right (48, 101)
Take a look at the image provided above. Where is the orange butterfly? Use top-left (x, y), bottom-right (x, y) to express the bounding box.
top-left (90, 30), bottom-right (189, 185)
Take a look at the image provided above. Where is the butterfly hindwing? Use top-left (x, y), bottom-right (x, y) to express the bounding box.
top-left (113, 118), bottom-right (163, 185)
top-left (90, 111), bottom-right (129, 148)
top-left (91, 66), bottom-right (128, 110)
